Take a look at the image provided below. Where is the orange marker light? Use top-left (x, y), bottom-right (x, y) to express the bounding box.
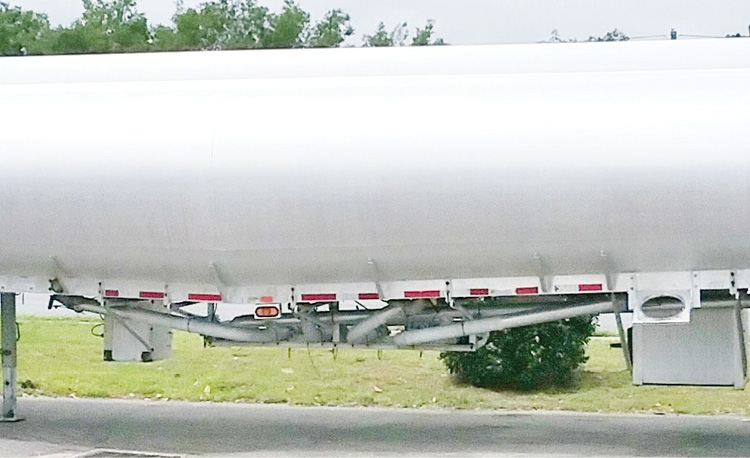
top-left (255, 306), bottom-right (280, 318)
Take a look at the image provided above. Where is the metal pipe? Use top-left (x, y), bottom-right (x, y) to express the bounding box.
top-left (298, 311), bottom-right (329, 343)
top-left (733, 295), bottom-right (747, 389)
top-left (74, 303), bottom-right (289, 343)
top-left (1, 292), bottom-right (19, 422)
top-left (231, 315), bottom-right (303, 325)
top-left (228, 306), bottom-right (541, 327)
top-left (347, 306), bottom-right (404, 344)
top-left (392, 301), bottom-right (614, 347)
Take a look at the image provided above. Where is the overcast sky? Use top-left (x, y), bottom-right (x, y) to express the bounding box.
top-left (9, 0), bottom-right (750, 44)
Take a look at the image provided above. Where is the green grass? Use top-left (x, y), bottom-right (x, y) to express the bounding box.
top-left (15, 316), bottom-right (750, 415)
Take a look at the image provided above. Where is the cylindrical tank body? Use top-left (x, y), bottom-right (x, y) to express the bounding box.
top-left (1, 40), bottom-right (749, 291)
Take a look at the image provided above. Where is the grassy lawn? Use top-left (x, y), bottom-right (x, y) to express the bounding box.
top-left (14, 316), bottom-right (750, 415)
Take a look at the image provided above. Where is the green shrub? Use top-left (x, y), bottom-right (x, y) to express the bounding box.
top-left (440, 315), bottom-right (596, 390)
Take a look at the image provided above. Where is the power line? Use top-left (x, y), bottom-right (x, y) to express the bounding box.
top-left (629, 30), bottom-right (749, 41)
top-left (629, 34), bottom-right (668, 40)
top-left (544, 28), bottom-right (749, 44)
top-left (680, 34), bottom-right (731, 39)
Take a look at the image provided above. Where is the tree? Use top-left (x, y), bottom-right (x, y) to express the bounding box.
top-left (588, 28), bottom-right (629, 42)
top-left (411, 20), bottom-right (444, 46)
top-left (547, 29), bottom-right (576, 43)
top-left (0, 3), bottom-right (51, 55)
top-left (363, 22), bottom-right (408, 47)
top-left (440, 315), bottom-right (597, 390)
top-left (170, 1), bottom-right (311, 50)
top-left (172, 1), bottom-right (247, 50)
top-left (547, 28), bottom-right (629, 44)
top-left (262, 1), bottom-right (309, 48)
top-left (151, 24), bottom-right (179, 50)
top-left (0, 1), bottom-right (444, 54)
top-left (48, 0), bottom-right (150, 54)
top-left (308, 9), bottom-right (353, 48)
top-left (362, 21), bottom-right (444, 47)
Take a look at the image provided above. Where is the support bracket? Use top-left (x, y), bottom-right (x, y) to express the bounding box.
top-left (600, 250), bottom-right (616, 292)
top-left (368, 258), bottom-right (385, 300)
top-left (533, 254), bottom-right (552, 293)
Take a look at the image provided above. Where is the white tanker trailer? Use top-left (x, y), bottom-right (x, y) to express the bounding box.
top-left (1, 39), bottom-right (749, 399)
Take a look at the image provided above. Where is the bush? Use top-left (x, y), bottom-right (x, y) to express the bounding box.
top-left (440, 315), bottom-right (596, 390)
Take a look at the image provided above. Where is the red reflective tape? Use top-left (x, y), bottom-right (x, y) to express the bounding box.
top-left (103, 289), bottom-right (119, 297)
top-left (469, 288), bottom-right (489, 296)
top-left (515, 286), bottom-right (539, 295)
top-left (300, 293), bottom-right (336, 302)
top-left (358, 293), bottom-right (380, 300)
top-left (139, 291), bottom-right (165, 299)
top-left (404, 290), bottom-right (441, 298)
top-left (259, 295), bottom-right (274, 304)
top-left (578, 283), bottom-right (603, 292)
top-left (188, 293), bottom-right (222, 302)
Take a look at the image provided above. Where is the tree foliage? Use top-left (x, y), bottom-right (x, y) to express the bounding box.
top-left (588, 28), bottom-right (629, 42)
top-left (48, 0), bottom-right (150, 53)
top-left (171, 0), bottom-right (271, 50)
top-left (547, 29), bottom-right (576, 43)
top-left (0, 2), bottom-right (50, 55)
top-left (440, 315), bottom-right (596, 390)
top-left (411, 20), bottom-right (445, 46)
top-left (363, 22), bottom-right (407, 47)
top-left (309, 9), bottom-right (353, 48)
top-left (362, 20), bottom-right (445, 47)
top-left (0, 0), bottom-right (442, 55)
top-left (548, 28), bottom-right (630, 43)
top-left (264, 1), bottom-right (309, 48)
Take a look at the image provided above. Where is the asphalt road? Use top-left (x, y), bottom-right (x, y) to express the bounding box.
top-left (1, 397), bottom-right (750, 457)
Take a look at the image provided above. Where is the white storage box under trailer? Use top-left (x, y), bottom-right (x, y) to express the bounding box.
top-left (0, 39), bottom-right (749, 396)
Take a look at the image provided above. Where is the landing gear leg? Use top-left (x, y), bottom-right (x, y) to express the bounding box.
top-left (1, 292), bottom-right (21, 422)
top-left (613, 293), bottom-right (632, 373)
